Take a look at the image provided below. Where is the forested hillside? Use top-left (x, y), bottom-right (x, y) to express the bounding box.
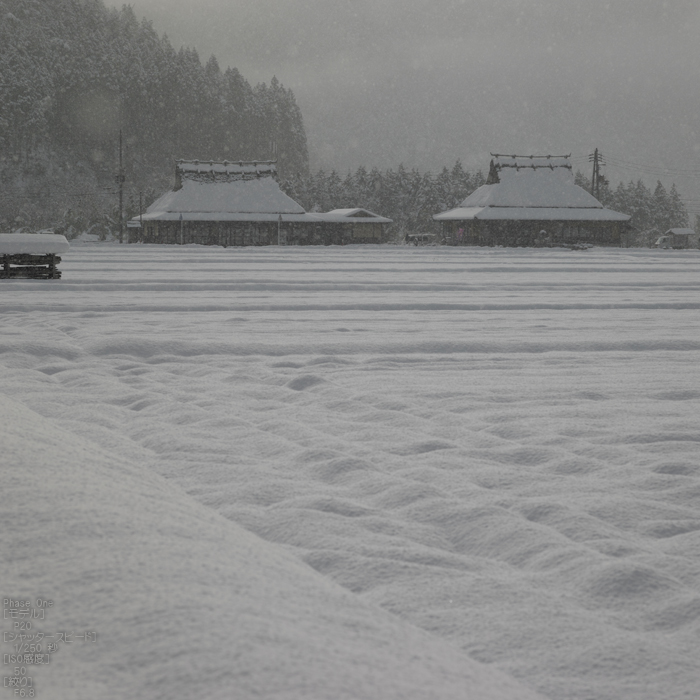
top-left (0, 0), bottom-right (308, 233)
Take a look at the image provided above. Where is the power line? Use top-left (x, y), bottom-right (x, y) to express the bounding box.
top-left (572, 152), bottom-right (700, 180)
top-left (604, 155), bottom-right (700, 178)
top-left (571, 151), bottom-right (700, 216)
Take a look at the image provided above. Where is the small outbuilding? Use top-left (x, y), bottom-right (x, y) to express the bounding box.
top-left (655, 228), bottom-right (698, 249)
top-left (132, 161), bottom-right (392, 246)
top-left (433, 154), bottom-right (631, 247)
top-left (316, 209), bottom-right (392, 244)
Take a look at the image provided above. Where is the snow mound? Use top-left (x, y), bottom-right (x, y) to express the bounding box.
top-left (287, 374), bottom-right (325, 390)
top-left (0, 392), bottom-right (545, 700)
top-left (0, 233), bottom-right (70, 254)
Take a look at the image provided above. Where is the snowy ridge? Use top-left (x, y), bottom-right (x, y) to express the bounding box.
top-left (0, 392), bottom-right (545, 700)
top-left (3, 301), bottom-right (700, 315)
top-left (2, 336), bottom-right (700, 361)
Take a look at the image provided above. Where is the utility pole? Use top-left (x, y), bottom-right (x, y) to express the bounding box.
top-left (588, 148), bottom-right (606, 200)
top-left (117, 130), bottom-right (125, 244)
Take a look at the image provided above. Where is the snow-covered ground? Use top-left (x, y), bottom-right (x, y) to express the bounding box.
top-left (2, 243), bottom-right (700, 700)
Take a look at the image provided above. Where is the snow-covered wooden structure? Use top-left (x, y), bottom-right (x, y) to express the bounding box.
top-left (0, 233), bottom-right (69, 279)
top-left (316, 209), bottom-right (392, 244)
top-left (656, 228), bottom-right (698, 249)
top-left (433, 155), bottom-right (631, 247)
top-left (133, 161), bottom-right (392, 246)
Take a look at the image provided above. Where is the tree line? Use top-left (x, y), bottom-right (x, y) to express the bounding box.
top-left (283, 165), bottom-right (690, 244)
top-left (574, 172), bottom-right (689, 244)
top-left (282, 162), bottom-right (487, 239)
top-left (0, 0), bottom-right (308, 234)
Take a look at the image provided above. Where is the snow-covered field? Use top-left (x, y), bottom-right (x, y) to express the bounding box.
top-left (2, 243), bottom-right (700, 700)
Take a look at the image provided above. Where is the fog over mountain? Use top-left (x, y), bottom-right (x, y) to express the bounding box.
top-left (106, 0), bottom-right (700, 212)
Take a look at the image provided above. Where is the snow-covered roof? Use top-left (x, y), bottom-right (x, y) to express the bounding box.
top-left (138, 159), bottom-right (310, 219)
top-left (319, 208), bottom-right (392, 224)
top-left (434, 154), bottom-right (631, 222)
top-left (326, 208), bottom-right (379, 218)
top-left (140, 211), bottom-right (320, 223)
top-left (143, 176), bottom-right (306, 218)
top-left (666, 228), bottom-right (696, 236)
top-left (0, 233), bottom-right (70, 254)
top-left (138, 209), bottom-right (394, 225)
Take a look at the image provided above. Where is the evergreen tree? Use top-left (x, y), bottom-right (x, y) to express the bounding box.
top-left (668, 184), bottom-right (689, 229)
top-left (652, 181), bottom-right (672, 232)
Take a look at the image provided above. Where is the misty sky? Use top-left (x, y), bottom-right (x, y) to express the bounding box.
top-left (106, 0), bottom-right (700, 211)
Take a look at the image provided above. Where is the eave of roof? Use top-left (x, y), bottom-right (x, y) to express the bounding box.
top-left (137, 212), bottom-right (321, 223)
top-left (433, 207), bottom-right (631, 222)
top-left (315, 212), bottom-right (392, 224)
top-left (135, 212), bottom-right (393, 224)
top-left (667, 228), bottom-right (696, 235)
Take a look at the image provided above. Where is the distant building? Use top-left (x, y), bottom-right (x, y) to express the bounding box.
top-left (655, 228), bottom-right (699, 249)
top-left (131, 161), bottom-right (391, 246)
top-left (318, 209), bottom-right (392, 244)
top-left (433, 154), bottom-right (631, 247)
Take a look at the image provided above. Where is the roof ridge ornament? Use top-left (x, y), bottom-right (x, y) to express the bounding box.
top-left (489, 153), bottom-right (573, 172)
top-left (175, 159), bottom-right (279, 182)
top-left (490, 153), bottom-right (571, 159)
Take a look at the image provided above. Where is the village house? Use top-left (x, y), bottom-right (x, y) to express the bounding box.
top-left (433, 154), bottom-right (631, 247)
top-left (131, 161), bottom-right (392, 246)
